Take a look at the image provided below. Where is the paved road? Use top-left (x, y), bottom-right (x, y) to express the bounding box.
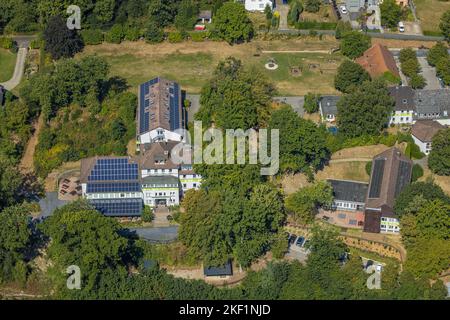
top-left (266, 29), bottom-right (444, 41)
top-left (129, 226), bottom-right (179, 243)
top-left (37, 192), bottom-right (69, 219)
top-left (276, 1), bottom-right (289, 31)
top-left (0, 47), bottom-right (28, 90)
top-left (417, 56), bottom-right (441, 90)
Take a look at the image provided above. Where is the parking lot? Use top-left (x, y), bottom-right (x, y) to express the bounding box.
top-left (285, 234), bottom-right (310, 263)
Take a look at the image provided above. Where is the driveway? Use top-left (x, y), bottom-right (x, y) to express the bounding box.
top-left (276, 1), bottom-right (289, 31)
top-left (36, 192), bottom-right (69, 219)
top-left (418, 56), bottom-right (442, 90)
top-left (286, 243), bottom-right (309, 263)
top-left (404, 21), bottom-right (422, 36)
top-left (0, 47), bottom-right (27, 90)
top-left (129, 226), bottom-right (179, 243)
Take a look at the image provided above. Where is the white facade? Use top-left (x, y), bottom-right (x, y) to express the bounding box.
top-left (380, 216), bottom-right (400, 234)
top-left (245, 0), bottom-right (273, 11)
top-left (333, 200), bottom-right (365, 211)
top-left (411, 134), bottom-right (432, 155)
top-left (138, 128), bottom-right (184, 146)
top-left (142, 186), bottom-right (180, 206)
top-left (81, 184), bottom-right (142, 200)
top-left (389, 110), bottom-right (415, 125)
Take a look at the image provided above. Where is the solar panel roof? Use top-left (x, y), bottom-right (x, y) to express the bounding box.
top-left (394, 160), bottom-right (412, 197)
top-left (90, 198), bottom-right (143, 217)
top-left (87, 158), bottom-right (139, 182)
top-left (368, 159), bottom-right (385, 198)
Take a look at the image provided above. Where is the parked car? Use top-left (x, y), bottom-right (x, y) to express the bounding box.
top-left (295, 236), bottom-right (305, 247)
top-left (398, 21), bottom-right (405, 33)
top-left (289, 234), bottom-right (297, 245)
top-left (340, 5), bottom-right (347, 14)
top-left (322, 216), bottom-right (330, 221)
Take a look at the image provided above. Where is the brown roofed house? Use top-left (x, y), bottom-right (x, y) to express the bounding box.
top-left (411, 120), bottom-right (445, 155)
top-left (355, 43), bottom-right (400, 79)
top-left (363, 147), bottom-right (412, 233)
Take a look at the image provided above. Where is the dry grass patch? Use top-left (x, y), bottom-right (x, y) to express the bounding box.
top-left (331, 145), bottom-right (391, 160)
top-left (414, 0), bottom-right (450, 33)
top-left (315, 161), bottom-right (371, 182)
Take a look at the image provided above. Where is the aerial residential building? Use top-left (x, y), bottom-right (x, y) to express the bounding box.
top-left (80, 157), bottom-right (143, 217)
top-left (244, 0), bottom-right (273, 12)
top-left (319, 95), bottom-right (340, 123)
top-left (328, 179), bottom-right (369, 212)
top-left (355, 43), bottom-right (400, 79)
top-left (411, 120), bottom-right (445, 155)
top-left (414, 89), bottom-right (450, 125)
top-left (137, 77), bottom-right (186, 149)
top-left (388, 86), bottom-right (416, 125)
top-left (364, 148), bottom-right (412, 234)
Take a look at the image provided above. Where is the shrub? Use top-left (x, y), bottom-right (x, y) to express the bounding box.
top-left (142, 206), bottom-right (154, 222)
top-left (411, 164), bottom-right (424, 182)
top-left (365, 161), bottom-right (372, 176)
top-left (124, 27), bottom-right (141, 41)
top-left (296, 20), bottom-right (337, 30)
top-left (304, 93), bottom-right (320, 113)
top-left (30, 39), bottom-right (43, 49)
top-left (168, 31), bottom-right (184, 43)
top-left (144, 21), bottom-right (165, 43)
top-left (105, 24), bottom-right (124, 44)
top-left (0, 37), bottom-right (13, 49)
top-left (189, 32), bottom-right (207, 42)
top-left (81, 29), bottom-right (104, 45)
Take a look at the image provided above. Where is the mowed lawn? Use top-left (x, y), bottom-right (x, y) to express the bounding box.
top-left (414, 0), bottom-right (450, 33)
top-left (78, 38), bottom-right (342, 95)
top-left (0, 48), bottom-right (16, 82)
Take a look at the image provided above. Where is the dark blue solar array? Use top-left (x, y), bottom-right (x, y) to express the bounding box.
top-left (139, 78), bottom-right (181, 134)
top-left (139, 78), bottom-right (159, 134)
top-left (87, 182), bottom-right (140, 193)
top-left (90, 198), bottom-right (143, 217)
top-left (87, 158), bottom-right (139, 182)
top-left (368, 159), bottom-right (385, 198)
top-left (169, 83), bottom-right (181, 131)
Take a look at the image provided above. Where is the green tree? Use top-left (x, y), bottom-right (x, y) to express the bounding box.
top-left (440, 10), bottom-right (450, 43)
top-left (197, 57), bottom-right (275, 129)
top-left (174, 0), bottom-right (198, 31)
top-left (335, 21), bottom-right (352, 39)
top-left (428, 128), bottom-right (450, 175)
top-left (337, 79), bottom-right (394, 138)
top-left (380, 0), bottom-right (402, 28)
top-left (269, 105), bottom-right (330, 174)
top-left (213, 2), bottom-right (254, 44)
top-left (288, 1), bottom-right (303, 25)
top-left (0, 203), bottom-right (32, 284)
top-left (285, 181), bottom-right (333, 224)
top-left (340, 31), bottom-right (371, 59)
top-left (43, 15), bottom-right (84, 60)
top-left (334, 60), bottom-right (371, 93)
top-left (39, 200), bottom-right (130, 297)
top-left (105, 24), bottom-right (124, 44)
top-left (427, 42), bottom-right (449, 67)
top-left (410, 74), bottom-right (426, 89)
top-left (303, 93), bottom-right (320, 113)
top-left (394, 181), bottom-right (450, 217)
top-left (304, 0), bottom-right (321, 13)
top-left (411, 164), bottom-right (424, 182)
top-left (144, 20), bottom-right (165, 43)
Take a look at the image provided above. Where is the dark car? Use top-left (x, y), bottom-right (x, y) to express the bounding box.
top-left (322, 216), bottom-right (330, 221)
top-left (289, 234), bottom-right (297, 245)
top-left (365, 260), bottom-right (374, 269)
top-left (296, 236), bottom-right (305, 247)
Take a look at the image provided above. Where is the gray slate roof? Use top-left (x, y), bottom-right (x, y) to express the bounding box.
top-left (204, 260), bottom-right (233, 277)
top-left (319, 95), bottom-right (340, 116)
top-left (414, 89), bottom-right (450, 118)
top-left (388, 86), bottom-right (415, 111)
top-left (141, 175), bottom-right (179, 186)
top-left (328, 179), bottom-right (369, 203)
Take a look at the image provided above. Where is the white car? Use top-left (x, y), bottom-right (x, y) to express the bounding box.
top-left (398, 21), bottom-right (405, 32)
top-left (340, 5), bottom-right (348, 14)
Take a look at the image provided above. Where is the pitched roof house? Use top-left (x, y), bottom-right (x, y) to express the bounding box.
top-left (319, 95), bottom-right (340, 123)
top-left (364, 148), bottom-right (412, 233)
top-left (388, 86), bottom-right (416, 124)
top-left (137, 77), bottom-right (186, 146)
top-left (411, 120), bottom-right (445, 155)
top-left (355, 43), bottom-right (400, 79)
